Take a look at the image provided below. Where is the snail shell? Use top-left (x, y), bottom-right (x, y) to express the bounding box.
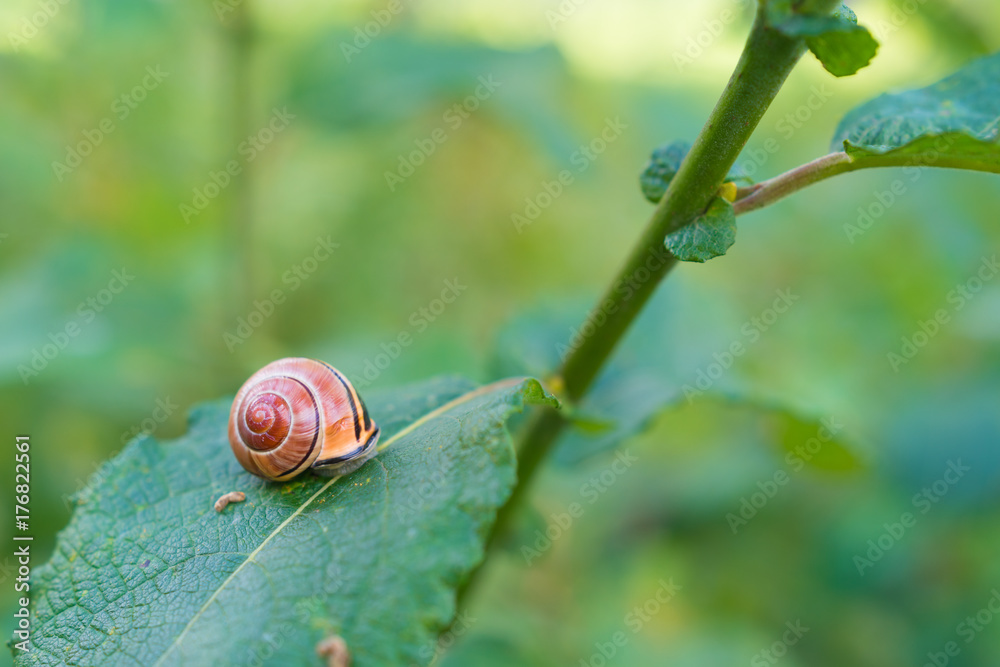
top-left (228, 358), bottom-right (379, 481)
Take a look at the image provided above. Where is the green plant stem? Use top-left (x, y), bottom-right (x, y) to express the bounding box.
top-left (733, 150), bottom-right (1000, 215)
top-left (456, 4), bottom-right (838, 611)
top-left (556, 15), bottom-right (814, 401)
top-left (733, 151), bottom-right (854, 215)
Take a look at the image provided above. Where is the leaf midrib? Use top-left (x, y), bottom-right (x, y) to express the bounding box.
top-left (151, 378), bottom-right (524, 665)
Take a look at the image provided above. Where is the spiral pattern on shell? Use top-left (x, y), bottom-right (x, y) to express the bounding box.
top-left (228, 358), bottom-right (379, 481)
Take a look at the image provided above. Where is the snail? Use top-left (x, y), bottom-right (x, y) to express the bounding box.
top-left (228, 358), bottom-right (380, 481)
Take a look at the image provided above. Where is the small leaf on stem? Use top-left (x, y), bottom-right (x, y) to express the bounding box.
top-left (768, 3), bottom-right (878, 77)
top-left (665, 197), bottom-right (737, 263)
top-left (640, 140), bottom-right (752, 204)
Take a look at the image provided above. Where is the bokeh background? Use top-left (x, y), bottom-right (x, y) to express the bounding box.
top-left (3, 0), bottom-right (1000, 665)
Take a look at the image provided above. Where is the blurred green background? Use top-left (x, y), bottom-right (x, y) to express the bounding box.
top-left (3, 0), bottom-right (1000, 665)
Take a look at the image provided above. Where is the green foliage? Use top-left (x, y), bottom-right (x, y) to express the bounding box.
top-left (17, 377), bottom-right (554, 667)
top-left (640, 140), bottom-right (751, 204)
top-left (719, 395), bottom-right (863, 472)
top-left (802, 7), bottom-right (879, 77)
top-left (766, 1), bottom-right (850, 35)
top-left (665, 197), bottom-right (737, 263)
top-left (6, 1), bottom-right (1000, 665)
top-left (768, 3), bottom-right (878, 76)
top-left (833, 51), bottom-right (1000, 171)
top-left (286, 35), bottom-right (578, 158)
top-left (492, 295), bottom-right (862, 470)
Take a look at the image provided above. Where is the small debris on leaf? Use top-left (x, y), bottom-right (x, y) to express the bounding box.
top-left (213, 491), bottom-right (246, 512)
top-left (316, 635), bottom-right (351, 667)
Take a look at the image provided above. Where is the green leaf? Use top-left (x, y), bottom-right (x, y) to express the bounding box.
top-left (491, 295), bottom-right (864, 471)
top-left (832, 51), bottom-right (1000, 172)
top-left (491, 301), bottom-right (684, 467)
top-left (804, 7), bottom-right (878, 77)
top-left (766, 1), bottom-right (850, 35)
top-left (640, 140), bottom-right (751, 204)
top-left (664, 197), bottom-right (737, 263)
top-left (768, 3), bottom-right (878, 77)
top-left (16, 376), bottom-right (556, 667)
top-left (704, 394), bottom-right (863, 472)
